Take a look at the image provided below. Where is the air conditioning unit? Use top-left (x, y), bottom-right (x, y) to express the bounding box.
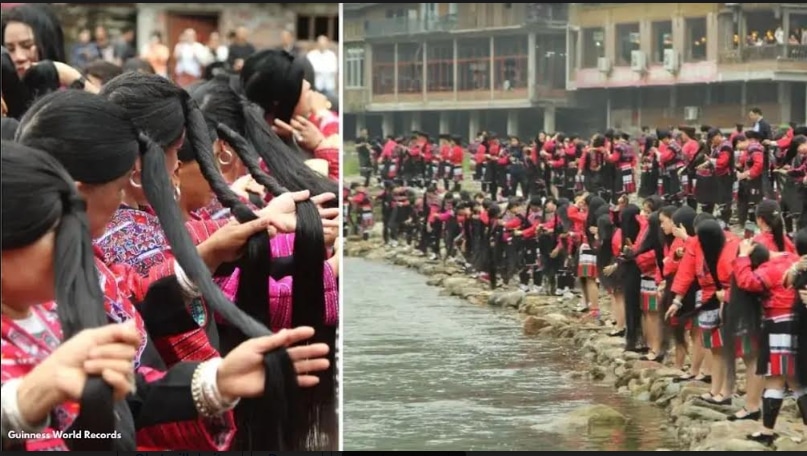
top-left (684, 106), bottom-right (701, 121)
top-left (597, 56), bottom-right (612, 74)
top-left (630, 50), bottom-right (646, 72)
top-left (663, 48), bottom-right (680, 73)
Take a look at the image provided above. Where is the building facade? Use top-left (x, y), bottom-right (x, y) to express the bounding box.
top-left (566, 2), bottom-right (807, 131)
top-left (343, 3), bottom-right (572, 140)
top-left (50, 3), bottom-right (338, 66)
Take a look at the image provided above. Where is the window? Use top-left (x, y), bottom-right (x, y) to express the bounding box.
top-left (712, 82), bottom-right (741, 104)
top-left (651, 21), bottom-right (673, 64)
top-left (685, 17), bottom-right (707, 62)
top-left (297, 15), bottom-right (338, 42)
top-left (746, 81), bottom-right (777, 104)
top-left (397, 43), bottom-right (422, 93)
top-left (371, 44), bottom-right (395, 95)
top-left (457, 38), bottom-right (490, 91)
top-left (345, 47), bottom-right (365, 89)
top-left (386, 9), bottom-right (405, 19)
top-left (536, 34), bottom-right (566, 89)
top-left (493, 35), bottom-right (527, 90)
top-left (582, 27), bottom-right (605, 68)
top-left (426, 41), bottom-right (453, 92)
top-left (616, 23), bottom-right (640, 66)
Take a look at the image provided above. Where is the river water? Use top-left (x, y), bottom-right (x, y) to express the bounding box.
top-left (343, 257), bottom-right (680, 451)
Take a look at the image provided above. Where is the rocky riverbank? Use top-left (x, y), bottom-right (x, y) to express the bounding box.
top-left (345, 237), bottom-right (807, 451)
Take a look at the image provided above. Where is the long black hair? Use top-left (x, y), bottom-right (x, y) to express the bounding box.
top-left (697, 219), bottom-right (726, 288)
top-left (15, 90), bottom-right (306, 449)
top-left (1, 141), bottom-right (120, 450)
top-left (620, 204), bottom-right (644, 349)
top-left (792, 228), bottom-right (807, 386)
top-left (755, 199), bottom-right (787, 252)
top-left (192, 74), bottom-right (337, 201)
top-left (723, 243), bottom-right (768, 383)
top-left (1, 46), bottom-right (31, 119)
top-left (100, 73), bottom-right (322, 449)
top-left (241, 50), bottom-right (308, 125)
top-left (193, 76), bottom-right (336, 442)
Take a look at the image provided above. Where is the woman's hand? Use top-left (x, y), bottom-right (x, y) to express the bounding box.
top-left (216, 327), bottom-right (330, 401)
top-left (672, 223), bottom-right (688, 240)
top-left (716, 290), bottom-right (725, 303)
top-left (256, 190), bottom-right (339, 233)
top-left (657, 280), bottom-right (666, 299)
top-left (49, 61), bottom-right (100, 93)
top-left (274, 115), bottom-right (325, 151)
top-left (603, 264), bottom-right (616, 277)
top-left (18, 322), bottom-right (142, 425)
top-left (198, 216), bottom-right (275, 268)
top-left (664, 302), bottom-right (680, 321)
top-left (230, 175), bottom-right (265, 200)
top-left (738, 239), bottom-right (755, 257)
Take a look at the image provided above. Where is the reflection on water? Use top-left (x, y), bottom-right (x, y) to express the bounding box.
top-left (343, 257), bottom-right (679, 451)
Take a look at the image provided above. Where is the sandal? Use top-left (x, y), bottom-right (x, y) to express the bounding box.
top-left (695, 374), bottom-right (712, 384)
top-left (699, 393), bottom-right (732, 406)
top-left (608, 328), bottom-right (626, 337)
top-left (673, 373), bottom-right (696, 383)
top-left (641, 352), bottom-right (665, 363)
top-left (727, 408), bottom-right (760, 422)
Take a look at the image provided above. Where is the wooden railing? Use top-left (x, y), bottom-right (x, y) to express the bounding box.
top-left (364, 15), bottom-right (458, 38)
top-left (719, 44), bottom-right (807, 63)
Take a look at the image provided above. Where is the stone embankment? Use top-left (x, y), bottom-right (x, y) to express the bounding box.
top-left (345, 237), bottom-right (807, 451)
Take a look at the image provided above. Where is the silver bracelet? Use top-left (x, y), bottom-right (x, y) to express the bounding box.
top-left (1, 379), bottom-right (51, 434)
top-left (191, 358), bottom-right (239, 418)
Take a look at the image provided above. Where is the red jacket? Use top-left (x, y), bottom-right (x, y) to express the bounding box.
top-left (682, 139), bottom-right (700, 163)
top-left (662, 237), bottom-right (687, 278)
top-left (739, 143), bottom-right (765, 179)
top-left (753, 231), bottom-right (795, 254)
top-left (671, 233), bottom-right (740, 302)
top-left (733, 252), bottom-right (797, 319)
top-left (450, 145), bottom-right (464, 165)
top-left (567, 205), bottom-right (587, 237)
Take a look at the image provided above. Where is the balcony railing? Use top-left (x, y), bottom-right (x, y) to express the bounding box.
top-left (364, 15), bottom-right (458, 39)
top-left (719, 44), bottom-right (807, 63)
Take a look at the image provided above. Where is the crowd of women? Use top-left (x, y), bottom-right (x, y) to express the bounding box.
top-left (1, 4), bottom-right (341, 451)
top-left (350, 123), bottom-right (807, 446)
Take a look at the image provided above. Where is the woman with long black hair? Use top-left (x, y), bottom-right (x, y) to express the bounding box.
top-left (659, 206), bottom-right (708, 379)
top-left (633, 210), bottom-right (665, 361)
top-left (1, 4), bottom-right (65, 76)
top-left (735, 230), bottom-right (807, 445)
top-left (1, 142), bottom-right (141, 451)
top-left (15, 90), bottom-right (330, 450)
top-left (97, 72), bottom-right (338, 449)
top-left (240, 50), bottom-right (340, 180)
top-left (669, 219), bottom-right (740, 408)
top-left (607, 204), bottom-right (645, 352)
top-left (191, 75), bottom-right (340, 450)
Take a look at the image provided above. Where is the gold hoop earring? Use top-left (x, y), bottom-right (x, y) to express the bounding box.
top-left (219, 148), bottom-right (234, 166)
top-left (173, 184), bottom-right (181, 202)
top-left (129, 173), bottom-right (142, 188)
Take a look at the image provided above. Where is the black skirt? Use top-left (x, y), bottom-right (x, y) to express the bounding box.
top-left (695, 174), bottom-right (719, 204)
top-left (639, 169), bottom-right (658, 198)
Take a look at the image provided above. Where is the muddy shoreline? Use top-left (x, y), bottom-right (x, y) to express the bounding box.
top-left (344, 237), bottom-right (807, 451)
